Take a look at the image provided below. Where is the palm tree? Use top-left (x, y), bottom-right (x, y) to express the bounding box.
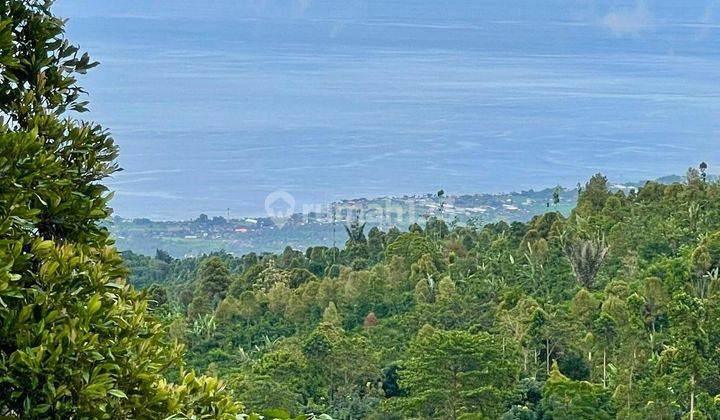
top-left (344, 211), bottom-right (367, 244)
top-left (565, 237), bottom-right (609, 289)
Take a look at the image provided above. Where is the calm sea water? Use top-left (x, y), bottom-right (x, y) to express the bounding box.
top-left (56, 0), bottom-right (720, 220)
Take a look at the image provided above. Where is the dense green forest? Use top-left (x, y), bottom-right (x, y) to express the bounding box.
top-left (127, 169), bottom-right (720, 419)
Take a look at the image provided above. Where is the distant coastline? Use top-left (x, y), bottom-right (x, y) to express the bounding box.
top-left (109, 174), bottom-right (695, 257)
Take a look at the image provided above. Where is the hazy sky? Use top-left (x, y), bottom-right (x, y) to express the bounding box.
top-left (55, 1), bottom-right (720, 219)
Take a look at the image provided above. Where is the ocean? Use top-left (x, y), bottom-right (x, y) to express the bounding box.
top-left (56, 0), bottom-right (720, 219)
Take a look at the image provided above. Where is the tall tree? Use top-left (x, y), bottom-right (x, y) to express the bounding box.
top-left (592, 312), bottom-right (617, 388)
top-left (657, 293), bottom-right (710, 420)
top-left (576, 173), bottom-right (610, 214)
top-left (565, 237), bottom-right (609, 289)
top-left (0, 2), bottom-right (240, 417)
top-left (540, 362), bottom-right (612, 419)
top-left (397, 328), bottom-right (519, 418)
top-left (188, 256), bottom-right (231, 318)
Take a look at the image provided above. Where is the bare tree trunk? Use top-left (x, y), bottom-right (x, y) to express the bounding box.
top-left (627, 366), bottom-right (633, 412)
top-left (650, 330), bottom-right (655, 355)
top-left (603, 348), bottom-right (607, 388)
top-left (546, 339), bottom-right (550, 374)
top-left (690, 375), bottom-right (695, 420)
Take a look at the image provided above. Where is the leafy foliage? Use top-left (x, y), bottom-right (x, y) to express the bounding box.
top-left (123, 166), bottom-right (720, 419)
top-left (4, 3), bottom-right (719, 419)
top-left (0, 1), bottom-right (242, 417)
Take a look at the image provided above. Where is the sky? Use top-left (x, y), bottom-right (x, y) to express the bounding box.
top-left (55, 0), bottom-right (720, 220)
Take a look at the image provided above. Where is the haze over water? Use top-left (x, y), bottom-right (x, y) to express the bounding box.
top-left (57, 0), bottom-right (720, 220)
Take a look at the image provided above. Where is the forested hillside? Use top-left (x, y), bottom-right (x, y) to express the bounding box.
top-left (3, 1), bottom-right (720, 419)
top-left (131, 170), bottom-right (720, 419)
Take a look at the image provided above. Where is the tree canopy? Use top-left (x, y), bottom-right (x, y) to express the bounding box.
top-left (3, 1), bottom-right (720, 419)
top-left (0, 1), bottom-right (242, 417)
top-left (119, 165), bottom-right (720, 419)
